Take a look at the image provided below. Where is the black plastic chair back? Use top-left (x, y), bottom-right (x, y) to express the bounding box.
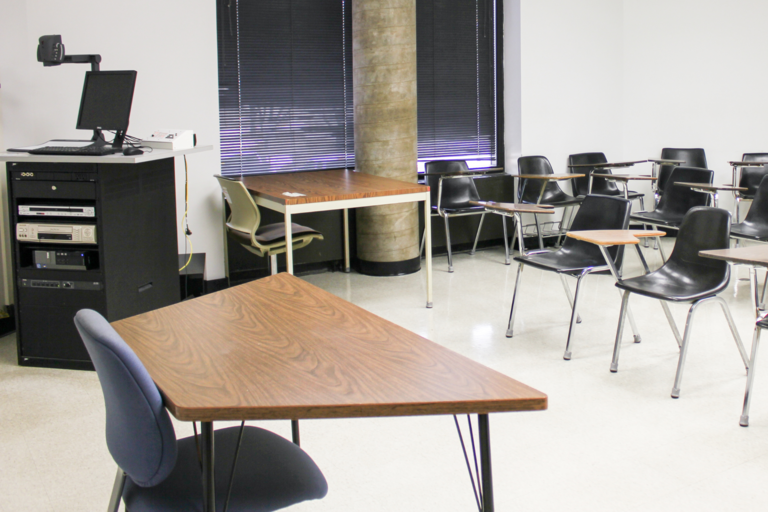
top-left (517, 156), bottom-right (572, 203)
top-left (424, 160), bottom-right (481, 210)
top-left (654, 166), bottom-right (713, 217)
top-left (663, 207), bottom-right (731, 288)
top-left (739, 153), bottom-right (768, 198)
top-left (740, 175), bottom-right (768, 231)
top-left (658, 148), bottom-right (707, 194)
top-left (568, 152), bottom-right (620, 196)
top-left (558, 195), bottom-right (632, 268)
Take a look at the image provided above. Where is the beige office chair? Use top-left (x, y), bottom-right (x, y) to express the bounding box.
top-left (216, 176), bottom-right (323, 275)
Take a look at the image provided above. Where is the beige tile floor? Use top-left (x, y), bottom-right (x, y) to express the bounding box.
top-left (2, 239), bottom-right (768, 511)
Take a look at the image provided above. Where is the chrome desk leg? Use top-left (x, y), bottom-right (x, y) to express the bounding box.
top-left (611, 290), bottom-right (631, 372)
top-left (741, 326), bottom-right (762, 427)
top-left (425, 198), bottom-right (433, 308)
top-left (502, 216), bottom-right (510, 265)
top-left (478, 414), bottom-right (495, 512)
top-left (284, 211), bottom-right (294, 274)
top-left (444, 215), bottom-right (454, 273)
top-left (269, 254), bottom-right (278, 275)
top-left (471, 213), bottom-right (486, 256)
top-left (660, 301), bottom-right (683, 348)
top-left (559, 274), bottom-right (582, 324)
top-left (506, 263), bottom-right (524, 337)
top-left (343, 208), bottom-right (351, 272)
top-left (598, 246), bottom-right (641, 343)
top-left (563, 270), bottom-right (587, 360)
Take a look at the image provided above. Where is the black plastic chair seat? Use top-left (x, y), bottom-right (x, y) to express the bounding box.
top-left (758, 316), bottom-right (768, 329)
top-left (731, 175), bottom-right (768, 242)
top-left (520, 192), bottom-right (582, 206)
top-left (730, 223), bottom-right (768, 241)
top-left (617, 207), bottom-right (731, 303)
top-left (630, 210), bottom-right (685, 228)
top-left (433, 204), bottom-right (487, 214)
top-left (228, 222), bottom-right (322, 246)
top-left (513, 250), bottom-right (608, 275)
top-left (123, 426), bottom-right (328, 512)
top-left (616, 262), bottom-right (729, 303)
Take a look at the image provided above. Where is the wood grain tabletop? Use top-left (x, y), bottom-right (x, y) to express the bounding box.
top-left (469, 200), bottom-right (556, 214)
top-left (237, 169), bottom-right (429, 206)
top-left (516, 174), bottom-right (584, 180)
top-left (674, 182), bottom-right (747, 192)
top-left (568, 160), bottom-right (647, 168)
top-left (567, 229), bottom-right (666, 246)
top-left (112, 274), bottom-right (547, 422)
top-left (648, 159), bottom-right (686, 164)
top-left (729, 161), bottom-right (768, 167)
top-left (700, 246), bottom-right (768, 267)
top-left (590, 174), bottom-right (656, 181)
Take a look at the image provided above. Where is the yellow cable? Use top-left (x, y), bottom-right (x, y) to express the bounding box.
top-left (179, 155), bottom-right (194, 271)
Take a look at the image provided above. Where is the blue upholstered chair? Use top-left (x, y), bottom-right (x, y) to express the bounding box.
top-left (74, 309), bottom-right (328, 512)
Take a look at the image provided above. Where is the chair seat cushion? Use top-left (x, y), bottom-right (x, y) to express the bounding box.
top-left (730, 222), bottom-right (768, 242)
top-left (630, 210), bottom-right (685, 228)
top-left (123, 426), bottom-right (328, 512)
top-left (514, 250), bottom-right (608, 274)
top-left (228, 223), bottom-right (322, 246)
top-left (616, 262), bottom-right (729, 302)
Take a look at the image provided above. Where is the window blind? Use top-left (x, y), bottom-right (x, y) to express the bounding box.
top-left (217, 0), bottom-right (353, 175)
top-left (217, 0), bottom-right (500, 176)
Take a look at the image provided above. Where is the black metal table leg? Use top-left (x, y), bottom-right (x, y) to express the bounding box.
top-left (201, 421), bottom-right (215, 512)
top-left (292, 419), bottom-right (301, 446)
top-left (478, 414), bottom-right (494, 512)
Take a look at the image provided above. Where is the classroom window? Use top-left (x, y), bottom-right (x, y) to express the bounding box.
top-left (217, 0), bottom-right (502, 176)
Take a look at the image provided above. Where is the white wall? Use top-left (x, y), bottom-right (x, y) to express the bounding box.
top-left (518, 0), bottom-right (625, 173)
top-left (622, 0), bottom-right (768, 213)
top-left (0, 0), bottom-right (226, 282)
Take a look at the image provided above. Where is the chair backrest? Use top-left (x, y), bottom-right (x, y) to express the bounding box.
top-left (655, 166), bottom-right (713, 216)
top-left (663, 207), bottom-right (731, 284)
top-left (658, 148), bottom-right (707, 193)
top-left (216, 175), bottom-right (261, 239)
top-left (558, 194), bottom-right (632, 267)
top-left (741, 175), bottom-right (768, 229)
top-left (517, 155), bottom-right (569, 203)
top-left (738, 153), bottom-right (768, 198)
top-left (568, 152), bottom-right (619, 196)
top-left (424, 160), bottom-right (481, 210)
top-left (74, 309), bottom-right (177, 488)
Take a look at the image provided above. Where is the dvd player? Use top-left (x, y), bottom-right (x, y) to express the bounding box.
top-left (17, 223), bottom-right (97, 244)
top-left (19, 205), bottom-right (95, 217)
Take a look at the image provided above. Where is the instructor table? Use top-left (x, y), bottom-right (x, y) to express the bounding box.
top-left (238, 169), bottom-right (434, 307)
top-left (112, 273), bottom-right (548, 512)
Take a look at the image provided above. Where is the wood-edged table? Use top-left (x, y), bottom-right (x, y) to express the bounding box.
top-left (111, 273), bottom-right (547, 512)
top-left (673, 182), bottom-right (747, 208)
top-left (700, 245), bottom-right (768, 426)
top-left (566, 229), bottom-right (666, 355)
top-left (469, 200), bottom-right (555, 258)
top-left (237, 169), bottom-right (434, 307)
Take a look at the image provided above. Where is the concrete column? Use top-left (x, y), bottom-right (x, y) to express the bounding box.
top-left (353, 0), bottom-right (420, 276)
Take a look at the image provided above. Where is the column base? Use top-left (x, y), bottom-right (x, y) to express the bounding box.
top-left (357, 256), bottom-right (420, 277)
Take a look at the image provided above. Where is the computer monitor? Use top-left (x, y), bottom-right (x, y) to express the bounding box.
top-left (76, 70), bottom-right (137, 147)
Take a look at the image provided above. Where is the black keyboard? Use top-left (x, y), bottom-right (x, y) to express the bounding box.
top-left (29, 144), bottom-right (120, 156)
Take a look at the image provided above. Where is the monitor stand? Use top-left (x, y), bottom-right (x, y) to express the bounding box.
top-left (90, 129), bottom-right (124, 154)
